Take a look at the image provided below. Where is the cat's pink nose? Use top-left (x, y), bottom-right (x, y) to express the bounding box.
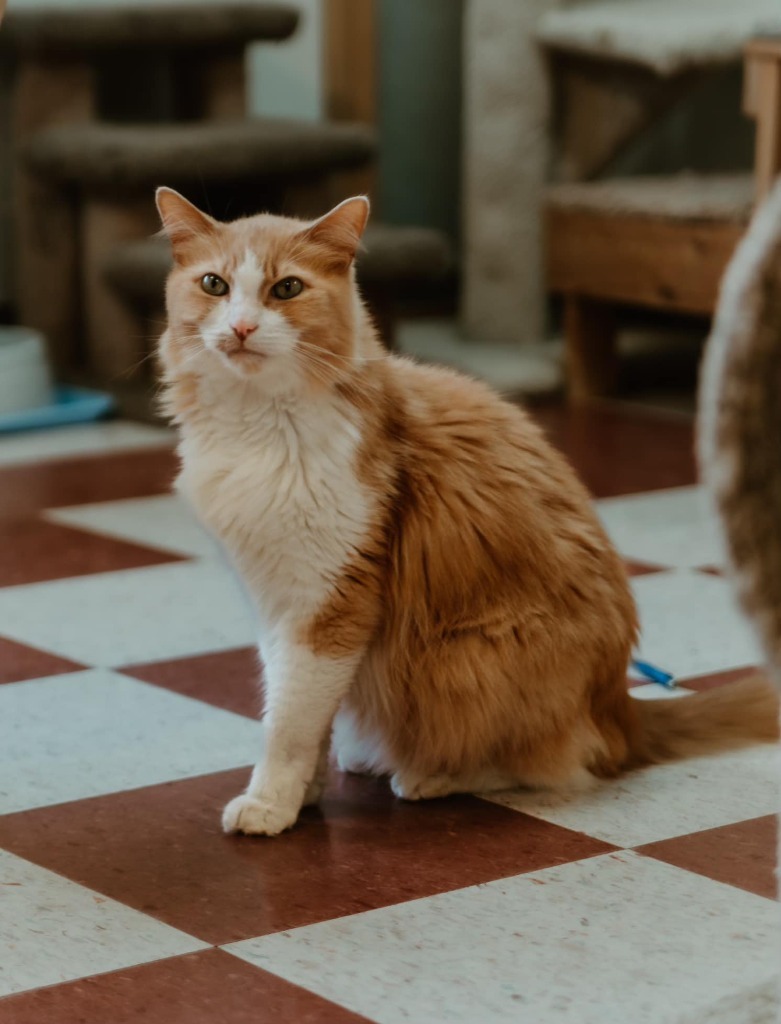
top-left (230, 321), bottom-right (258, 342)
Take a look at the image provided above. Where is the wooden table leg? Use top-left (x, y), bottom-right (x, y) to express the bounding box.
top-left (743, 38), bottom-right (781, 202)
top-left (564, 294), bottom-right (619, 402)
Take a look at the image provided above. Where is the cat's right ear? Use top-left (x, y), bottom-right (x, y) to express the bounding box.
top-left (156, 187), bottom-right (217, 261)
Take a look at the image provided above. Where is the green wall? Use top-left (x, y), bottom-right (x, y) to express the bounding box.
top-left (377, 0), bottom-right (463, 242)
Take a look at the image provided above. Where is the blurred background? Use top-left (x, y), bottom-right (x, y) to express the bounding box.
top-left (0, 0), bottom-right (780, 427)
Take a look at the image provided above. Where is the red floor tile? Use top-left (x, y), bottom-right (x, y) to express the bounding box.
top-left (627, 675), bottom-right (653, 690)
top-left (679, 666), bottom-right (761, 692)
top-left (0, 767), bottom-right (616, 945)
top-left (120, 647), bottom-right (261, 718)
top-left (0, 636), bottom-right (85, 685)
top-left (0, 519), bottom-right (186, 587)
top-left (0, 948), bottom-right (371, 1024)
top-left (0, 446), bottom-right (177, 523)
top-left (624, 559), bottom-right (667, 577)
top-left (637, 815), bottom-right (778, 900)
top-left (528, 400), bottom-right (696, 497)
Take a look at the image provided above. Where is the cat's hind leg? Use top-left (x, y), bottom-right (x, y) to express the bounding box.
top-left (389, 766), bottom-right (518, 801)
top-left (390, 762), bottom-right (600, 802)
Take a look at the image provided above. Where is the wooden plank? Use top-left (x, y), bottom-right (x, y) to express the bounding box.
top-left (547, 206), bottom-right (746, 316)
top-left (0, 56), bottom-right (13, 310)
top-left (564, 295), bottom-right (619, 402)
top-left (325, 0), bottom-right (377, 124)
top-left (751, 58), bottom-right (781, 201)
top-left (743, 51), bottom-right (763, 117)
top-left (743, 39), bottom-right (781, 199)
top-left (324, 0), bottom-right (376, 200)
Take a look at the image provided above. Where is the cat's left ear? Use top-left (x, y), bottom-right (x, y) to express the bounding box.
top-left (156, 187), bottom-right (218, 262)
top-left (303, 196), bottom-right (370, 269)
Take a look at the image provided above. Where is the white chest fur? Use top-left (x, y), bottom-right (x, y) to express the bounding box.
top-left (177, 384), bottom-right (372, 626)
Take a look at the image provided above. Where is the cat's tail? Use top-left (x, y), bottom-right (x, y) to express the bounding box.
top-left (627, 673), bottom-right (779, 766)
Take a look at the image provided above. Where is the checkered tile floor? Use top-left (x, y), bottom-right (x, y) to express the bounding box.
top-left (0, 406), bottom-right (778, 1024)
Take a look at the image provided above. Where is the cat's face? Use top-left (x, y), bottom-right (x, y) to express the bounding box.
top-left (156, 189), bottom-right (369, 388)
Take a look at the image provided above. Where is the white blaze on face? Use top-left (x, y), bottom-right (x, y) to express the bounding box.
top-left (201, 249), bottom-right (302, 365)
top-left (228, 249), bottom-right (264, 337)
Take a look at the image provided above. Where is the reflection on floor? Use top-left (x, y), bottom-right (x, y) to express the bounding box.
top-left (0, 403), bottom-right (777, 1024)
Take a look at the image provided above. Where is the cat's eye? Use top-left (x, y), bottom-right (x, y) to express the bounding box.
top-left (201, 274), bottom-right (229, 297)
top-left (271, 277), bottom-right (304, 300)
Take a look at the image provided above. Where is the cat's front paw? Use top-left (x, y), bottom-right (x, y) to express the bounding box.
top-left (222, 794), bottom-right (299, 836)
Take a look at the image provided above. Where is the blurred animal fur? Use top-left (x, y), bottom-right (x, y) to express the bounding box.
top-left (700, 184), bottom-right (781, 687)
top-left (156, 188), bottom-right (778, 836)
top-left (698, 180), bottom-right (781, 1024)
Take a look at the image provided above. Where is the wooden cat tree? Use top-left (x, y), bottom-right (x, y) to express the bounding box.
top-left (538, 1), bottom-right (781, 400)
top-left (1, 2), bottom-right (452, 418)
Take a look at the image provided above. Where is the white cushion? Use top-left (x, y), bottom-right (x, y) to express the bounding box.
top-left (538, 0), bottom-right (781, 76)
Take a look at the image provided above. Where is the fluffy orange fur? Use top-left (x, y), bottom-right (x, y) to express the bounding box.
top-left (156, 188), bottom-right (779, 834)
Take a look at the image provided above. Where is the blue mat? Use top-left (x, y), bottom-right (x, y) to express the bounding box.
top-left (0, 385), bottom-right (115, 434)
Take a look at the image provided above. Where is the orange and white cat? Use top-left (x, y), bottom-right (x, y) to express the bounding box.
top-left (156, 188), bottom-right (779, 837)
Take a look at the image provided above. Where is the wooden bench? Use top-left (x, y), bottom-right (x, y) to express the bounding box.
top-left (547, 174), bottom-right (754, 399)
top-left (545, 33), bottom-right (781, 401)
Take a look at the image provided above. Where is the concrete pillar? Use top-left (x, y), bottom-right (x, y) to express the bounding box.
top-left (461, 0), bottom-right (561, 345)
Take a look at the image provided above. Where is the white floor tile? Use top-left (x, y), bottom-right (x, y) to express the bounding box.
top-left (0, 560), bottom-right (256, 666)
top-left (0, 421), bottom-right (173, 467)
top-left (0, 849), bottom-right (206, 997)
top-left (227, 852), bottom-right (780, 1024)
top-left (486, 744), bottom-right (780, 847)
top-left (47, 494), bottom-right (220, 559)
top-left (596, 486), bottom-right (725, 569)
top-left (628, 683), bottom-right (694, 699)
top-left (0, 670), bottom-right (260, 813)
top-left (632, 570), bottom-right (763, 679)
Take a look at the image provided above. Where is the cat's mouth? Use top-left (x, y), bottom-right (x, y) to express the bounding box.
top-left (216, 340), bottom-right (268, 372)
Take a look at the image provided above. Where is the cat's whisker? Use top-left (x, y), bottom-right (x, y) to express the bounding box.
top-left (116, 350), bottom-right (158, 379)
top-left (294, 354), bottom-right (345, 389)
top-left (295, 338), bottom-right (387, 366)
top-left (294, 348), bottom-right (354, 385)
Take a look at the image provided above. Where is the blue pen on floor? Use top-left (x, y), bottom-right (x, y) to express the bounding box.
top-left (631, 658), bottom-right (676, 688)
